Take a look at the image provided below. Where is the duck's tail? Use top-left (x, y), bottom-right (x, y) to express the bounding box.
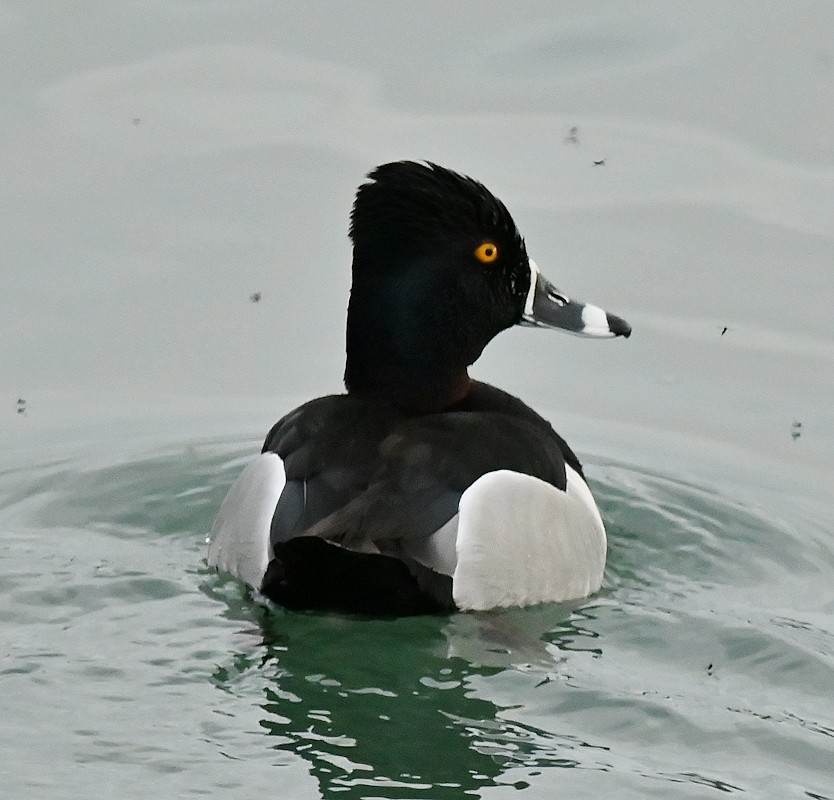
top-left (262, 537), bottom-right (443, 616)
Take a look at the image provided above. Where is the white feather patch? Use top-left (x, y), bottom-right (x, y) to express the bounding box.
top-left (401, 514), bottom-right (459, 577)
top-left (452, 467), bottom-right (606, 611)
top-left (207, 452), bottom-right (285, 591)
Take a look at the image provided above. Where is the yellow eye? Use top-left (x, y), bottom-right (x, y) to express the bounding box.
top-left (474, 242), bottom-right (499, 264)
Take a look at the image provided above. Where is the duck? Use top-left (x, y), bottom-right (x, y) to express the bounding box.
top-left (208, 161), bottom-right (630, 616)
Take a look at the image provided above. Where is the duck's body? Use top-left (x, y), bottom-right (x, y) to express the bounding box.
top-left (209, 162), bottom-right (630, 615)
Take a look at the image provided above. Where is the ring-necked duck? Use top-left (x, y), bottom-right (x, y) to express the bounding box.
top-left (209, 161), bottom-right (630, 615)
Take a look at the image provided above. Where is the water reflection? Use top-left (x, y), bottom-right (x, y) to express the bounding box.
top-left (206, 597), bottom-right (612, 798)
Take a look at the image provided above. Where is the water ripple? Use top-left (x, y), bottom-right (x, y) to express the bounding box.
top-left (0, 440), bottom-right (831, 798)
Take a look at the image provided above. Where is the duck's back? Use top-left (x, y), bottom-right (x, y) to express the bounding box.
top-left (207, 381), bottom-right (605, 614)
top-left (265, 382), bottom-right (578, 541)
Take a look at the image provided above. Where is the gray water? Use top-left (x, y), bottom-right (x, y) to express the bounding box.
top-left (2, 3), bottom-right (833, 798)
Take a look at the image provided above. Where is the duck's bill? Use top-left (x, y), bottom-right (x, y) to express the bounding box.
top-left (519, 260), bottom-right (631, 338)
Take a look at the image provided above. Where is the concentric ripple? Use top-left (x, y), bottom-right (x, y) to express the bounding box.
top-left (0, 439), bottom-right (831, 799)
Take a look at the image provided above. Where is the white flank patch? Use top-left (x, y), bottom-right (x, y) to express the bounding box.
top-left (580, 303), bottom-right (613, 336)
top-left (452, 467), bottom-right (607, 611)
top-left (207, 452), bottom-right (286, 590)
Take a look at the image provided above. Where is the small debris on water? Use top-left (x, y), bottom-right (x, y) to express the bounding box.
top-left (15, 398), bottom-right (26, 415)
top-left (707, 662), bottom-right (714, 676)
top-left (132, 117), bottom-right (141, 125)
top-left (565, 126), bottom-right (579, 144)
top-left (791, 420), bottom-right (802, 441)
top-left (721, 326), bottom-right (728, 336)
top-left (593, 158), bottom-right (606, 166)
top-left (250, 292), bottom-right (262, 303)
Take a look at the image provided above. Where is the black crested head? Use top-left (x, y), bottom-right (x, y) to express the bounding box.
top-left (345, 161), bottom-right (532, 413)
top-left (350, 161), bottom-right (524, 264)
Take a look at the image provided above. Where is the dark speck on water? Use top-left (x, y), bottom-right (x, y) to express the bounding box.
top-left (250, 292), bottom-right (262, 303)
top-left (15, 398), bottom-right (26, 414)
top-left (565, 126), bottom-right (579, 144)
top-left (593, 159), bottom-right (606, 166)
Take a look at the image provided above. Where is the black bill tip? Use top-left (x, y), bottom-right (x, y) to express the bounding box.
top-left (606, 313), bottom-right (631, 338)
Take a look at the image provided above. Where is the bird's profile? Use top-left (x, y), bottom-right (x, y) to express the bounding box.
top-left (208, 161), bottom-right (631, 615)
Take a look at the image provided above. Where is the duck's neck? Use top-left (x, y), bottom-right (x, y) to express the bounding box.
top-left (343, 272), bottom-right (474, 414)
top-left (345, 356), bottom-right (471, 414)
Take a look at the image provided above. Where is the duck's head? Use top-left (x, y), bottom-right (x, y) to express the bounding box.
top-left (345, 161), bottom-right (630, 413)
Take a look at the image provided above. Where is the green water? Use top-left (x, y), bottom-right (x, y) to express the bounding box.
top-left (2, 438), bottom-right (831, 798)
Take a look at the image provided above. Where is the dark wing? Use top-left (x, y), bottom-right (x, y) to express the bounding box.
top-left (262, 394), bottom-right (399, 546)
top-left (308, 411), bottom-right (568, 548)
top-left (458, 381), bottom-right (585, 480)
top-left (263, 391), bottom-right (569, 551)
